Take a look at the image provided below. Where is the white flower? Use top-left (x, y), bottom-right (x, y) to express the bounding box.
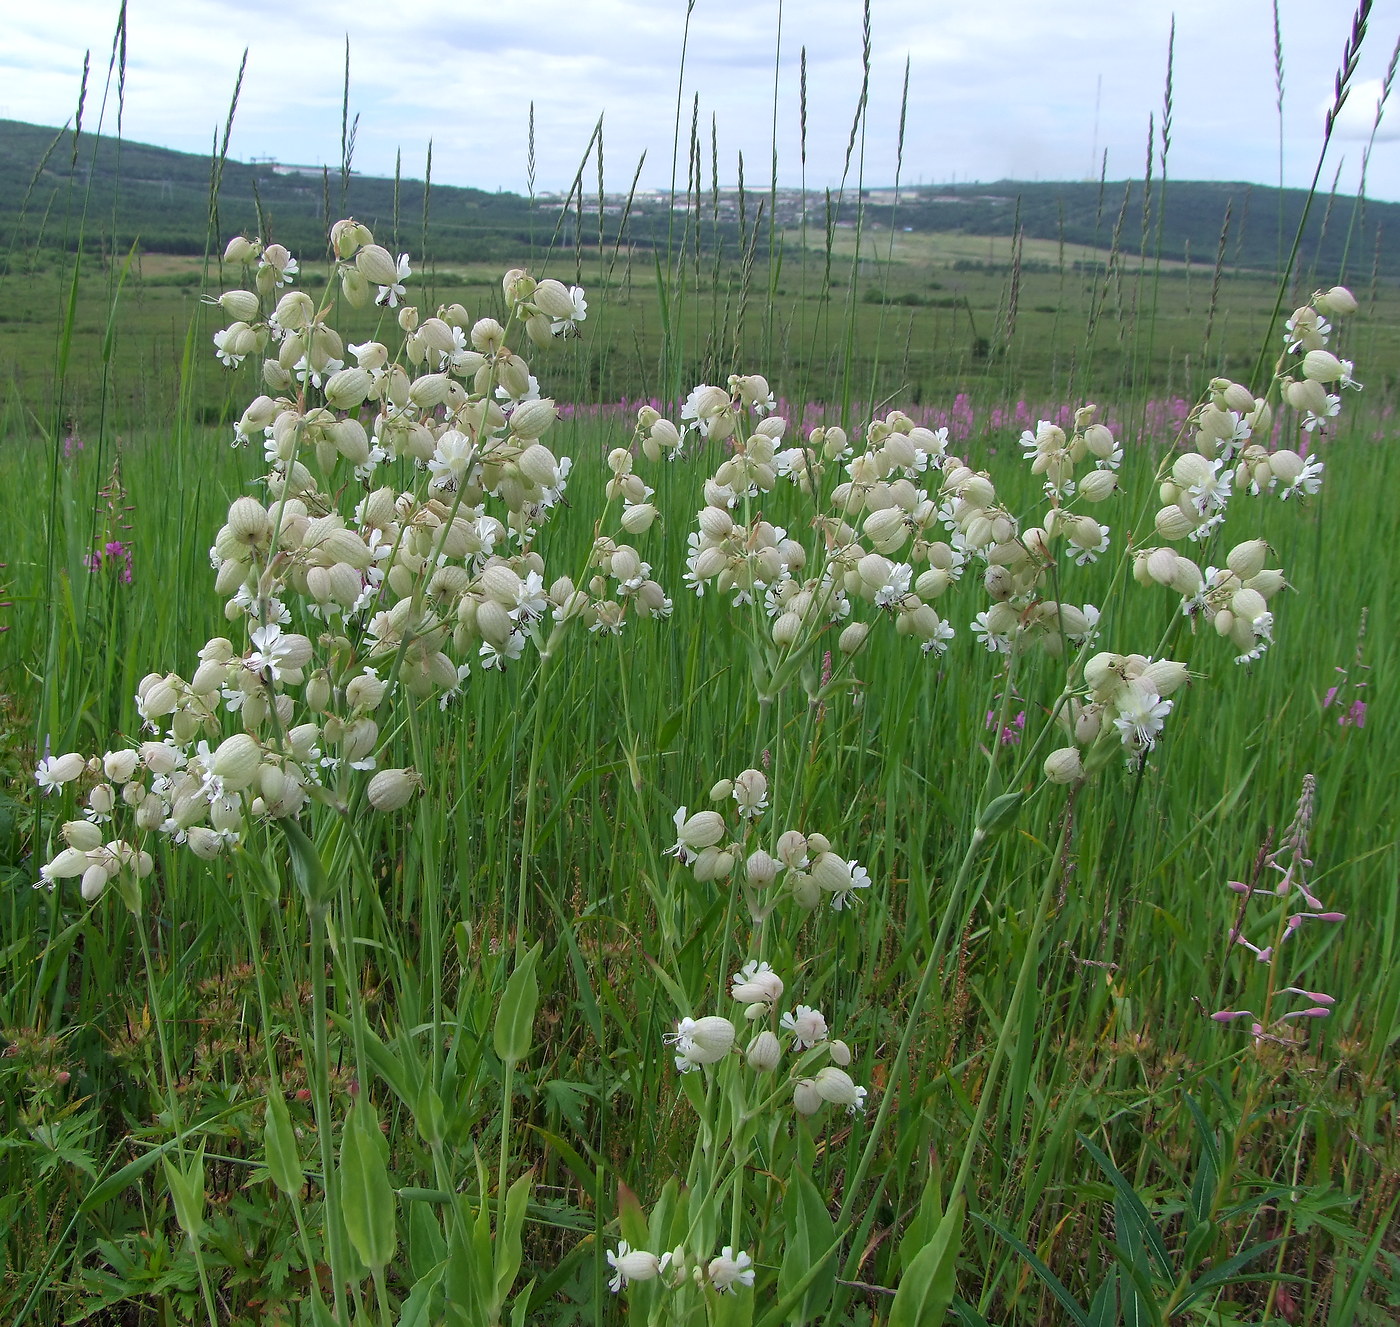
top-left (35, 752), bottom-right (85, 794)
top-left (479, 633), bottom-right (525, 671)
top-left (1279, 456), bottom-right (1324, 498)
top-left (707, 1247), bottom-right (755, 1293)
top-left (780, 1004), bottom-right (829, 1049)
top-left (731, 960), bottom-right (783, 1006)
top-left (813, 1066), bottom-right (868, 1114)
top-left (1185, 459), bottom-right (1232, 516)
top-left (606, 1242), bottom-right (665, 1292)
top-left (247, 623), bottom-right (296, 681)
top-left (1112, 685), bottom-right (1173, 753)
top-left (664, 1015), bottom-right (736, 1071)
top-left (830, 860), bottom-right (871, 910)
top-left (971, 611), bottom-right (1012, 655)
top-left (1070, 524), bottom-right (1110, 566)
top-left (549, 285), bottom-right (588, 335)
top-left (874, 562), bottom-right (913, 608)
top-left (731, 768), bottom-right (769, 819)
top-left (920, 619), bottom-right (956, 656)
top-left (212, 327), bottom-right (246, 368)
top-left (374, 253), bottom-right (411, 308)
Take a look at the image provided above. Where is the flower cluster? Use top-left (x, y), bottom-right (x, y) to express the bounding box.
top-left (664, 958), bottom-right (867, 1111)
top-left (1043, 653), bottom-right (1190, 781)
top-left (666, 772), bottom-right (872, 913)
top-left (604, 1240), bottom-right (755, 1295)
top-left (1132, 538), bottom-right (1287, 664)
top-left (34, 223), bottom-right (620, 895)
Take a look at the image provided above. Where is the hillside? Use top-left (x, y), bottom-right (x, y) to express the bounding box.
top-left (1, 116), bottom-right (1394, 281)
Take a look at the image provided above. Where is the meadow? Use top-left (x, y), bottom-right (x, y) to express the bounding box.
top-left (1, 10), bottom-right (1399, 1326)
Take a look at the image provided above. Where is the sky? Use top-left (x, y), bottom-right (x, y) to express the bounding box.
top-left (5, 0), bottom-right (1400, 202)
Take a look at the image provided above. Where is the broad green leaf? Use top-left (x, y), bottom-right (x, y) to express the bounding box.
top-left (493, 941), bottom-right (543, 1065)
top-left (340, 1097), bottom-right (397, 1271)
top-left (161, 1150), bottom-right (205, 1241)
top-left (889, 1196), bottom-right (964, 1327)
top-left (263, 1091), bottom-right (302, 1197)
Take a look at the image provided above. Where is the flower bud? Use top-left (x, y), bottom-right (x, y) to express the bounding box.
top-left (792, 1079), bottom-right (822, 1115)
top-left (63, 820), bottom-right (104, 851)
top-left (1044, 746), bottom-right (1085, 784)
top-left (324, 366), bottom-right (372, 410)
top-left (838, 622), bottom-right (870, 656)
top-left (1078, 470), bottom-right (1118, 502)
top-left (1315, 285), bottom-right (1357, 316)
top-left (1301, 350), bottom-right (1343, 383)
top-left (744, 849), bottom-right (779, 888)
top-left (81, 862), bottom-right (111, 902)
top-left (1154, 506), bottom-right (1197, 541)
top-left (210, 734), bottom-right (261, 790)
top-left (745, 1030), bottom-right (782, 1071)
top-left (367, 767), bottom-right (424, 812)
top-left (355, 244), bottom-right (400, 287)
top-left (828, 1038), bottom-right (853, 1066)
top-left (1285, 378), bottom-right (1330, 416)
top-left (186, 827), bottom-right (225, 860)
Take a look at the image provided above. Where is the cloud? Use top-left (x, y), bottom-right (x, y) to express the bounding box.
top-left (3, 0), bottom-right (1398, 202)
top-left (1329, 77), bottom-right (1400, 143)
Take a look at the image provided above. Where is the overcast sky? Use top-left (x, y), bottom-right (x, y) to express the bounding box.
top-left (6, 1), bottom-right (1400, 202)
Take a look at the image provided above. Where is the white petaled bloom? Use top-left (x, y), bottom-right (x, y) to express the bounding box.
top-left (1279, 456), bottom-right (1324, 499)
top-left (830, 860), bottom-right (871, 911)
top-left (374, 253), bottom-right (411, 308)
top-left (606, 1242), bottom-right (664, 1292)
top-left (213, 326), bottom-right (246, 367)
top-left (707, 1247), bottom-right (755, 1293)
top-left (1301, 393), bottom-right (1342, 433)
top-left (550, 286), bottom-right (588, 335)
top-left (780, 1005), bottom-right (829, 1049)
top-left (971, 611), bottom-right (1012, 655)
top-left (35, 752), bottom-right (86, 794)
top-left (1112, 684), bottom-right (1173, 754)
top-left (247, 623), bottom-right (297, 682)
top-left (479, 632), bottom-right (525, 671)
top-left (731, 960), bottom-right (784, 1006)
top-left (666, 806), bottom-right (727, 865)
top-left (732, 768), bottom-right (769, 819)
top-left (813, 1066), bottom-right (868, 1114)
top-left (664, 1015), bottom-right (736, 1072)
top-left (1185, 459), bottom-right (1232, 517)
top-left (874, 562), bottom-right (913, 608)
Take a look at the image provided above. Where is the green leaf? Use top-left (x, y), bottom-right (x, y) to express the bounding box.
top-left (972, 1210), bottom-right (1088, 1327)
top-left (397, 1259), bottom-right (447, 1327)
top-left (414, 1080), bottom-right (446, 1148)
top-left (493, 941), bottom-right (543, 1065)
top-left (779, 1168), bottom-right (837, 1324)
top-left (339, 1097), bottom-right (397, 1271)
top-left (1329, 1194), bottom-right (1400, 1327)
top-left (976, 790), bottom-right (1024, 835)
top-left (1076, 1134), bottom-right (1174, 1283)
top-left (161, 1150), bottom-right (205, 1242)
top-left (280, 817), bottom-right (333, 909)
top-left (493, 1169), bottom-right (533, 1311)
top-left (1086, 1270), bottom-right (1118, 1327)
top-left (263, 1092), bottom-right (303, 1197)
top-left (889, 1195), bottom-right (964, 1327)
